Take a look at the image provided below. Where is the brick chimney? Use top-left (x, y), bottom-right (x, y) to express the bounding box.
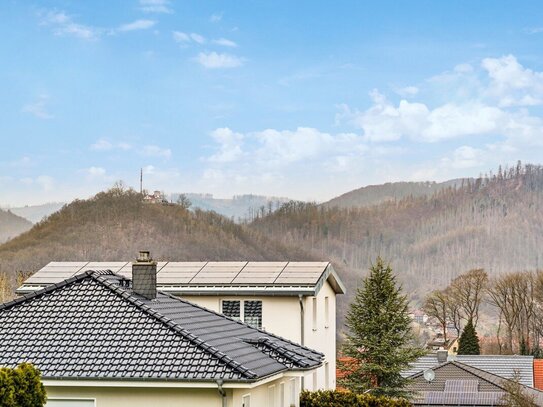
top-left (132, 250), bottom-right (157, 299)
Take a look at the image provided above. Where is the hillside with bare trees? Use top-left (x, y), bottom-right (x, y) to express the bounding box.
top-left (250, 163), bottom-right (543, 305)
top-left (0, 186), bottom-right (312, 299)
top-left (0, 209), bottom-right (32, 244)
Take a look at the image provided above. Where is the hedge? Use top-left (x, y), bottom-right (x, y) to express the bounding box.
top-left (0, 363), bottom-right (47, 407)
top-left (300, 390), bottom-right (411, 407)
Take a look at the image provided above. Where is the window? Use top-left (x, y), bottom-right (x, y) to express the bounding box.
top-left (46, 400), bottom-right (95, 407)
top-left (324, 296), bottom-right (329, 328)
top-left (312, 371), bottom-right (317, 390)
top-left (312, 297), bottom-right (317, 331)
top-left (221, 300), bottom-right (262, 329)
top-left (325, 362), bottom-right (330, 389)
top-left (244, 300), bottom-right (262, 329)
top-left (268, 384), bottom-right (276, 407)
top-left (279, 382), bottom-right (285, 407)
top-left (289, 378), bottom-right (297, 407)
top-left (222, 300), bottom-right (241, 321)
top-left (242, 394), bottom-right (251, 407)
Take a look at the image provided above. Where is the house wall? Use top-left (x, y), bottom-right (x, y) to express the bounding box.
top-left (44, 374), bottom-right (310, 407)
top-left (181, 280), bottom-right (337, 391)
top-left (303, 281), bottom-right (336, 391)
top-left (46, 386), bottom-right (224, 407)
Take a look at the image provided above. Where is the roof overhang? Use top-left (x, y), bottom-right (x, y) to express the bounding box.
top-left (41, 371), bottom-right (309, 389)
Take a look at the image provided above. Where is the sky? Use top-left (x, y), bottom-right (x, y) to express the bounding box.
top-left (1, 0), bottom-right (543, 206)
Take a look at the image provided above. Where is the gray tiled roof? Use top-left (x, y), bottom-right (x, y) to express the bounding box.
top-left (407, 361), bottom-right (543, 405)
top-left (0, 270), bottom-right (322, 382)
top-left (403, 354), bottom-right (534, 387)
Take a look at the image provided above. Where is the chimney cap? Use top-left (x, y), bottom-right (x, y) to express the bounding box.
top-left (136, 250), bottom-right (153, 263)
top-left (436, 349), bottom-right (448, 363)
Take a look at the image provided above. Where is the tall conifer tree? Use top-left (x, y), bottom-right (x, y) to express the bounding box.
top-left (457, 318), bottom-right (480, 355)
top-left (339, 257), bottom-right (425, 397)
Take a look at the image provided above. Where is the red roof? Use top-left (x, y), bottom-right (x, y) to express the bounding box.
top-left (534, 359), bottom-right (543, 390)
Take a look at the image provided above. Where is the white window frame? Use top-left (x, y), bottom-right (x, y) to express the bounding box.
top-left (289, 378), bottom-right (297, 407)
top-left (325, 362), bottom-right (330, 389)
top-left (324, 296), bottom-right (329, 329)
top-left (279, 382), bottom-right (285, 407)
top-left (312, 297), bottom-right (317, 331)
top-left (46, 398), bottom-right (96, 407)
top-left (312, 371), bottom-right (318, 390)
top-left (242, 393), bottom-right (251, 407)
top-left (221, 299), bottom-right (263, 329)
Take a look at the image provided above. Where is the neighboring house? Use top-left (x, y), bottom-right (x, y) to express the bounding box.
top-left (407, 361), bottom-right (543, 405)
top-left (4, 253), bottom-right (323, 407)
top-left (143, 190), bottom-right (167, 204)
top-left (426, 333), bottom-right (459, 354)
top-left (536, 359), bottom-right (543, 391)
top-left (403, 351), bottom-right (535, 387)
top-left (17, 258), bottom-right (345, 392)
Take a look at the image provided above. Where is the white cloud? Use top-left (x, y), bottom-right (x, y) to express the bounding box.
top-left (213, 38), bottom-right (238, 47)
top-left (482, 55), bottom-right (543, 106)
top-left (142, 145), bottom-right (172, 159)
top-left (196, 52), bottom-right (244, 69)
top-left (190, 33), bottom-right (205, 44)
top-left (139, 0), bottom-right (173, 14)
top-left (441, 146), bottom-right (485, 169)
top-left (39, 10), bottom-right (99, 40)
top-left (173, 31), bottom-right (190, 43)
top-left (394, 86), bottom-right (419, 97)
top-left (208, 128), bottom-right (244, 162)
top-left (36, 176), bottom-right (55, 191)
top-left (118, 19), bottom-right (156, 32)
top-left (210, 13), bottom-right (223, 23)
top-left (90, 139), bottom-right (114, 151)
top-left (22, 95), bottom-right (53, 119)
top-left (82, 166), bottom-right (107, 180)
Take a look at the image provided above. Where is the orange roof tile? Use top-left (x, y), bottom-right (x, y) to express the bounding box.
top-left (534, 359), bottom-right (543, 390)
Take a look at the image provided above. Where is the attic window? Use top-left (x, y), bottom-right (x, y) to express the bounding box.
top-left (244, 300), bottom-right (262, 329)
top-left (222, 300), bottom-right (241, 321)
top-left (221, 300), bottom-right (262, 329)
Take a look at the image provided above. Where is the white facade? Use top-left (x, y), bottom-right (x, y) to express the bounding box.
top-left (182, 279), bottom-right (338, 391)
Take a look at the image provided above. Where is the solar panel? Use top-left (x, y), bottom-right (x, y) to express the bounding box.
top-left (22, 260), bottom-right (331, 289)
top-left (444, 379), bottom-right (478, 393)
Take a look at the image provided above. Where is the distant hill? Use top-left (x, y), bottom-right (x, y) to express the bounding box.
top-left (323, 179), bottom-right (465, 209)
top-left (250, 164), bottom-right (543, 307)
top-left (7, 202), bottom-right (65, 223)
top-left (0, 209), bottom-right (32, 243)
top-left (0, 187), bottom-right (313, 297)
top-left (171, 193), bottom-right (291, 221)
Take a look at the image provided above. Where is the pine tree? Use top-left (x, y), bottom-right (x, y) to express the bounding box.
top-left (339, 257), bottom-right (425, 397)
top-left (457, 318), bottom-right (480, 355)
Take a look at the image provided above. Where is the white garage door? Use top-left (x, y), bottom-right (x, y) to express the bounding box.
top-left (47, 399), bottom-right (95, 407)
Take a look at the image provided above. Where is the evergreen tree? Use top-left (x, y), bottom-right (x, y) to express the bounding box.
top-left (339, 257), bottom-right (425, 397)
top-left (457, 318), bottom-right (480, 355)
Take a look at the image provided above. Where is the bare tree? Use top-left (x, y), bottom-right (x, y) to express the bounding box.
top-left (449, 269), bottom-right (488, 327)
top-left (424, 290), bottom-right (449, 342)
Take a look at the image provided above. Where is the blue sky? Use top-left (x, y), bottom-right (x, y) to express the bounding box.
top-left (1, 0), bottom-right (543, 205)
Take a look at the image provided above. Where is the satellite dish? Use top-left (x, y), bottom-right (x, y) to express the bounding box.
top-left (423, 369), bottom-right (435, 383)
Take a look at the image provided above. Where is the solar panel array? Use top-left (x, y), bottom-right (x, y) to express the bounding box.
top-left (443, 379), bottom-right (478, 393)
top-left (422, 391), bottom-right (503, 405)
top-left (24, 261), bottom-right (330, 287)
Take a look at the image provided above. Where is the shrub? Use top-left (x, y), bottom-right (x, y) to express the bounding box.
top-left (300, 390), bottom-right (411, 407)
top-left (0, 363), bottom-right (46, 407)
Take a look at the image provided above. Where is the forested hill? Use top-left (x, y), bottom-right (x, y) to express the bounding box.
top-left (0, 209), bottom-right (32, 244)
top-left (250, 164), bottom-right (543, 303)
top-left (323, 179), bottom-right (464, 209)
top-left (0, 187), bottom-right (313, 287)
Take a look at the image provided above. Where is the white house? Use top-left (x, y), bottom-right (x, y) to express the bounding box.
top-left (18, 258), bottom-right (346, 392)
top-left (6, 253), bottom-right (324, 407)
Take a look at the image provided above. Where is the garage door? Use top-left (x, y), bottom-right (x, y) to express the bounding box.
top-left (47, 399), bottom-right (95, 407)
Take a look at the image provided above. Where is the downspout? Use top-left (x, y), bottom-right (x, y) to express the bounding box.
top-left (216, 379), bottom-right (227, 407)
top-left (299, 294), bottom-right (305, 390)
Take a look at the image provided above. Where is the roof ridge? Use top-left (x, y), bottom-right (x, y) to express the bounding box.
top-left (90, 271), bottom-right (259, 380)
top-left (159, 290), bottom-right (324, 357)
top-left (0, 270), bottom-right (96, 311)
